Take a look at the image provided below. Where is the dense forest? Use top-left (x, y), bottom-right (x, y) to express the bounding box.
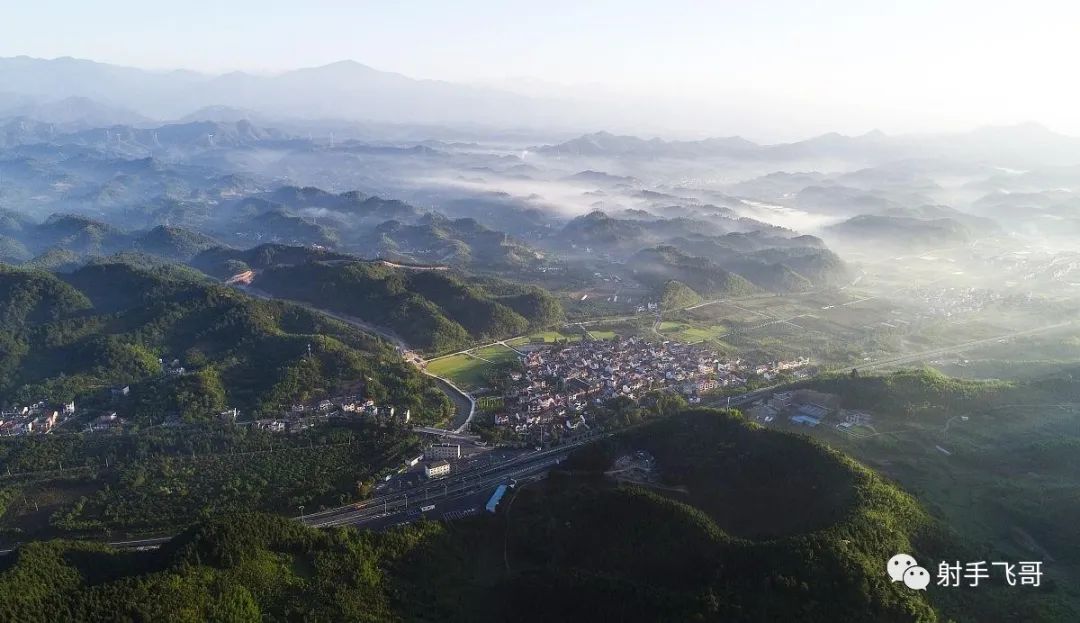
top-left (629, 245), bottom-right (758, 298)
top-left (0, 407), bottom-right (960, 622)
top-left (0, 261), bottom-right (452, 421)
top-left (0, 420), bottom-right (417, 539)
top-left (793, 368), bottom-right (1080, 620)
top-left (249, 259), bottom-right (563, 353)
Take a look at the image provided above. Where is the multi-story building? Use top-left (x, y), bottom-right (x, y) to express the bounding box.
top-left (426, 443), bottom-right (462, 460)
top-left (424, 460), bottom-right (451, 479)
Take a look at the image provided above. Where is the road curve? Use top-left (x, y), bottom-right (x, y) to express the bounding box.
top-left (236, 284), bottom-right (476, 430)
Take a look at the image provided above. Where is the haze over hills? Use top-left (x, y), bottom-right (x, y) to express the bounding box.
top-left (0, 56), bottom-right (587, 132)
top-left (3, 43), bottom-right (1080, 623)
top-left (3, 55), bottom-right (1080, 168)
top-left (192, 244), bottom-right (562, 353)
top-left (537, 124), bottom-right (1080, 168)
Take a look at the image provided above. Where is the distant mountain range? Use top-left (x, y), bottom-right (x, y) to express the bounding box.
top-left (0, 116), bottom-right (290, 151)
top-left (5, 57), bottom-right (1080, 168)
top-left (0, 95), bottom-right (149, 130)
top-left (541, 132), bottom-right (760, 159)
top-left (536, 124), bottom-right (1080, 168)
top-left (0, 56), bottom-right (583, 131)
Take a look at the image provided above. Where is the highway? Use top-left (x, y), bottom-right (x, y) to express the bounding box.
top-left (299, 431), bottom-right (608, 528)
top-left (850, 320), bottom-right (1076, 372)
top-left (0, 431), bottom-right (608, 557)
top-left (0, 535), bottom-right (172, 557)
top-left (310, 453), bottom-right (566, 529)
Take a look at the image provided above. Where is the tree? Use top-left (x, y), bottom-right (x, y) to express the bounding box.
top-left (653, 392), bottom-right (688, 418)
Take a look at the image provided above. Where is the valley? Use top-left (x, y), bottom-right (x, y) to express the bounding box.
top-left (1, 48), bottom-right (1080, 622)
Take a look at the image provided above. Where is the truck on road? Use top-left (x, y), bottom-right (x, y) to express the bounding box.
top-left (486, 484), bottom-right (508, 513)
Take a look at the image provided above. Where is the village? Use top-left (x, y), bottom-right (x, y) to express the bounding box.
top-left (490, 336), bottom-right (810, 438)
top-left (241, 394), bottom-right (413, 434)
top-left (0, 400), bottom-right (77, 436)
top-left (1, 374), bottom-right (414, 439)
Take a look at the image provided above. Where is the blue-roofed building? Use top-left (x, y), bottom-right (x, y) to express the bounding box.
top-left (790, 414), bottom-right (821, 427)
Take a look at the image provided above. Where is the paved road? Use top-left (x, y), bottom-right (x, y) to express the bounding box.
top-left (238, 284), bottom-right (477, 430)
top-left (309, 452), bottom-right (569, 529)
top-left (0, 431), bottom-right (608, 557)
top-left (421, 372), bottom-right (476, 432)
top-left (0, 535), bottom-right (172, 557)
top-left (301, 432), bottom-right (607, 528)
top-left (243, 285), bottom-right (410, 351)
top-left (850, 321), bottom-right (1076, 372)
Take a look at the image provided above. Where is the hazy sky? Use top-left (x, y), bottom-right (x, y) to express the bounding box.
top-left (2, 0), bottom-right (1078, 139)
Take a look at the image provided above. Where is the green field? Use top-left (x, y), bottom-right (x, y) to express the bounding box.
top-left (425, 354), bottom-right (490, 388)
top-left (506, 330), bottom-right (585, 346)
top-left (472, 344), bottom-right (522, 364)
top-left (425, 344), bottom-right (521, 389)
top-left (658, 321), bottom-right (728, 343)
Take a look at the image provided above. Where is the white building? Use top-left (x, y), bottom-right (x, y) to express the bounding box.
top-left (426, 443), bottom-right (461, 460)
top-left (425, 460), bottom-right (451, 479)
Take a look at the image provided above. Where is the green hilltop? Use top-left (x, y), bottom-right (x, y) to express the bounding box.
top-left (0, 261), bottom-right (451, 422)
top-left (0, 408), bottom-right (955, 622)
top-left (229, 255), bottom-right (563, 354)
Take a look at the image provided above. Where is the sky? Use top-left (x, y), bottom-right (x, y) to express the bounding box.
top-left (2, 0), bottom-right (1078, 139)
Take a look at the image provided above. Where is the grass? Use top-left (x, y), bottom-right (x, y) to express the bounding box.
top-left (506, 330), bottom-right (585, 346)
top-left (472, 344), bottom-right (522, 364)
top-left (658, 321), bottom-right (728, 343)
top-left (426, 344), bottom-right (521, 389)
top-left (425, 354), bottom-right (492, 388)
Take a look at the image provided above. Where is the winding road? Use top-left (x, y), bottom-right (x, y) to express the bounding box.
top-left (238, 284), bottom-right (476, 431)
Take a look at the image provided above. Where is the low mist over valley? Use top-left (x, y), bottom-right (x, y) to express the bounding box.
top-left (2, 6), bottom-right (1080, 619)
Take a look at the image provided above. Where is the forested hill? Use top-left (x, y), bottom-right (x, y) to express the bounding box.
top-left (189, 243), bottom-right (353, 277)
top-left (0, 408), bottom-right (958, 622)
top-left (0, 212), bottom-right (224, 265)
top-left (232, 257), bottom-right (563, 353)
top-left (629, 245), bottom-right (759, 297)
top-left (0, 262), bottom-right (451, 422)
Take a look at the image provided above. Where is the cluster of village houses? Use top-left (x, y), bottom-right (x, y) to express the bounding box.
top-left (492, 336), bottom-right (809, 436)
top-left (0, 357), bottom-right (192, 437)
top-left (0, 400), bottom-right (77, 436)
top-left (2, 384), bottom-right (409, 437)
top-left (240, 394), bottom-right (410, 434)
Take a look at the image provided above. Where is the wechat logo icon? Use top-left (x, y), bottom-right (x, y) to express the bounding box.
top-left (888, 554), bottom-right (930, 590)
